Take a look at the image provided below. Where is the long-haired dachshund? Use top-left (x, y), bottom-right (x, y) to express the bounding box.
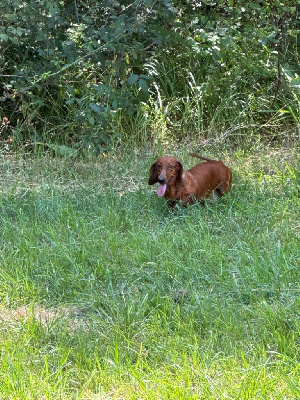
top-left (148, 153), bottom-right (232, 205)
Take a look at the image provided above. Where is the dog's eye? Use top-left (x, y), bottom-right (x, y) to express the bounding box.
top-left (167, 165), bottom-right (174, 170)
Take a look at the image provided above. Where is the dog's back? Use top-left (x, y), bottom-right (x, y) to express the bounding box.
top-left (186, 160), bottom-right (231, 198)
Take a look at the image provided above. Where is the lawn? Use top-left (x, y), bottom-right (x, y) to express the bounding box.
top-left (0, 144), bottom-right (299, 399)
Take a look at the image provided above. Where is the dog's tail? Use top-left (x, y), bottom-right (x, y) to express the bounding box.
top-left (189, 153), bottom-right (215, 162)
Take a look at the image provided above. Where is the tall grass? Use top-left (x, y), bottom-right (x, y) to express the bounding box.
top-left (118, 54), bottom-right (300, 148)
top-left (0, 144), bottom-right (299, 399)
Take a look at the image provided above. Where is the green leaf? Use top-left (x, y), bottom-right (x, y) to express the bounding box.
top-left (16, 27), bottom-right (23, 36)
top-left (138, 90), bottom-right (150, 102)
top-left (89, 103), bottom-right (102, 113)
top-left (291, 78), bottom-right (300, 87)
top-left (130, 49), bottom-right (138, 59)
top-left (126, 104), bottom-right (136, 115)
top-left (139, 78), bottom-right (148, 92)
top-left (0, 33), bottom-right (8, 41)
top-left (6, 14), bottom-right (18, 22)
top-left (140, 74), bottom-right (152, 81)
top-left (127, 74), bottom-right (139, 84)
top-left (37, 49), bottom-right (46, 56)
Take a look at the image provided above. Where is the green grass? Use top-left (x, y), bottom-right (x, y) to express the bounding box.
top-left (0, 144), bottom-right (299, 399)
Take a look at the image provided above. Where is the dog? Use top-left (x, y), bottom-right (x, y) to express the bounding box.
top-left (148, 153), bottom-right (232, 205)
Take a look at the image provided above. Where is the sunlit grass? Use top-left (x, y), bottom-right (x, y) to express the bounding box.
top-left (0, 144), bottom-right (299, 399)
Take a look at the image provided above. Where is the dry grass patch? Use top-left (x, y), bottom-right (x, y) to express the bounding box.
top-left (0, 304), bottom-right (89, 332)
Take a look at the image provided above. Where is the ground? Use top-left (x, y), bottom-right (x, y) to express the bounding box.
top-left (0, 143), bottom-right (299, 399)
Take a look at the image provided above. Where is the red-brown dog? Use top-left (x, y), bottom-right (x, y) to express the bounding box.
top-left (148, 153), bottom-right (232, 205)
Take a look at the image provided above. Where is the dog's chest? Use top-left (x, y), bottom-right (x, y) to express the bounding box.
top-left (165, 171), bottom-right (194, 200)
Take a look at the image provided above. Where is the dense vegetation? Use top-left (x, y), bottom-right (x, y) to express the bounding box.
top-left (1, 0), bottom-right (299, 151)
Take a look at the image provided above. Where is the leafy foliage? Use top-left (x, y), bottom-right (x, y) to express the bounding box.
top-left (0, 0), bottom-right (299, 149)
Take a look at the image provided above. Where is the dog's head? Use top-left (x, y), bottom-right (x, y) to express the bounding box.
top-left (148, 156), bottom-right (183, 197)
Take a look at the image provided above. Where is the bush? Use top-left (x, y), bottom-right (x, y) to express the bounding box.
top-left (0, 0), bottom-right (299, 150)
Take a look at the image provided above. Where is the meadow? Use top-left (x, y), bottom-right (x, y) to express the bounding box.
top-left (0, 142), bottom-right (299, 399)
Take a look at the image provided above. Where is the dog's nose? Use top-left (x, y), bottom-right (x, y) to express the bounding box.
top-left (158, 176), bottom-right (166, 184)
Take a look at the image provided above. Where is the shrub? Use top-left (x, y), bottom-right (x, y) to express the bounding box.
top-left (0, 0), bottom-right (299, 149)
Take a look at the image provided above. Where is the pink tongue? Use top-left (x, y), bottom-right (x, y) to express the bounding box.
top-left (157, 183), bottom-right (167, 197)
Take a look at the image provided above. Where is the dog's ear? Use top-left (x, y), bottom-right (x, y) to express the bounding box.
top-left (148, 162), bottom-right (158, 185)
top-left (176, 160), bottom-right (183, 184)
